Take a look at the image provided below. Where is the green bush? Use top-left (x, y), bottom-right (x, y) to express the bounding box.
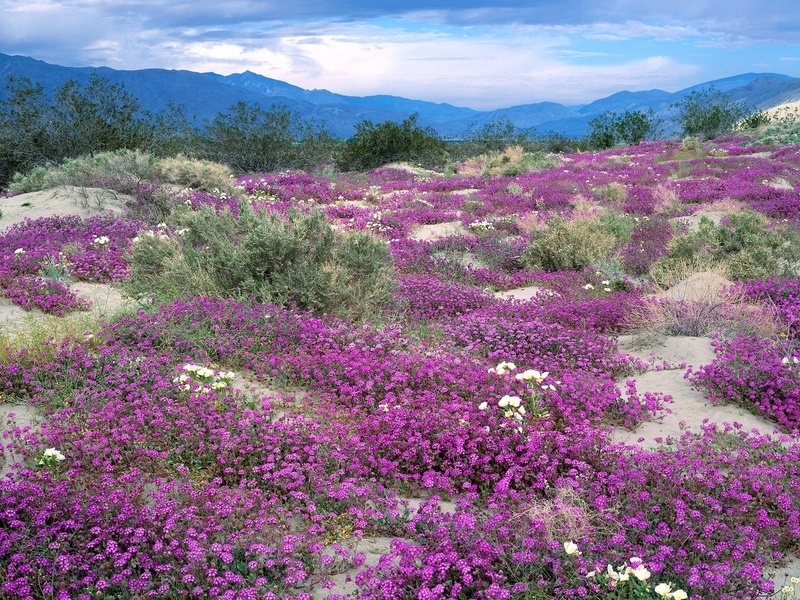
top-left (522, 217), bottom-right (616, 272)
top-left (673, 86), bottom-right (748, 140)
top-left (585, 109), bottom-right (660, 149)
top-left (0, 74), bottom-right (170, 188)
top-left (124, 203), bottom-right (395, 319)
top-left (651, 211), bottom-right (800, 281)
top-left (8, 149), bottom-right (160, 193)
top-left (337, 113), bottom-right (448, 171)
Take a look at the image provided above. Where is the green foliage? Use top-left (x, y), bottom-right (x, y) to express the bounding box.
top-left (195, 102), bottom-right (331, 173)
top-left (651, 211), bottom-right (800, 281)
top-left (337, 113), bottom-right (448, 171)
top-left (615, 109), bottom-right (660, 145)
top-left (8, 149), bottom-right (159, 193)
top-left (743, 106), bottom-right (800, 146)
top-left (124, 203), bottom-right (395, 319)
top-left (587, 112), bottom-right (618, 150)
top-left (449, 117), bottom-right (535, 161)
top-left (0, 74), bottom-right (191, 188)
top-left (586, 110), bottom-right (660, 149)
top-left (738, 110), bottom-right (771, 130)
top-left (522, 217), bottom-right (617, 272)
top-left (673, 86), bottom-right (748, 140)
top-left (598, 210), bottom-right (636, 244)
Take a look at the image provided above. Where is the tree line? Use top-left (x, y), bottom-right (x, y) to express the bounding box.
top-left (0, 74), bottom-right (766, 187)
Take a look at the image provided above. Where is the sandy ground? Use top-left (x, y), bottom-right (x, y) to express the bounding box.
top-left (409, 220), bottom-right (468, 241)
top-left (0, 186), bottom-right (131, 232)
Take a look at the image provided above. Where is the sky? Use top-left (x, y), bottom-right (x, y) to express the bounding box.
top-left (1, 0), bottom-right (799, 110)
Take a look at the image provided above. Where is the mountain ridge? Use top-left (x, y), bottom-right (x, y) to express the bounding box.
top-left (2, 52), bottom-right (799, 138)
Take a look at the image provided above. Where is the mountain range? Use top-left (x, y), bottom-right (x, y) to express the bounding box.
top-left (2, 52), bottom-right (800, 139)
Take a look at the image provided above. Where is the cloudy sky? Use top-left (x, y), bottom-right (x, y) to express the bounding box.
top-left (1, 1), bottom-right (799, 110)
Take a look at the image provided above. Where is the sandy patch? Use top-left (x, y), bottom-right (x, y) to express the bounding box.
top-left (71, 282), bottom-right (135, 316)
top-left (764, 178), bottom-right (794, 190)
top-left (765, 101), bottom-right (800, 120)
top-left (409, 220), bottom-right (468, 241)
top-left (612, 335), bottom-right (784, 450)
top-left (0, 403), bottom-right (40, 478)
top-left (671, 209), bottom-right (731, 232)
top-left (656, 271), bottom-right (732, 302)
top-left (0, 186), bottom-right (131, 232)
top-left (0, 297), bottom-right (42, 329)
top-left (494, 285), bottom-right (546, 301)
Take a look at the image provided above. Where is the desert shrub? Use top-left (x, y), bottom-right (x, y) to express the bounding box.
top-left (599, 210), bottom-right (638, 244)
top-left (522, 217), bottom-right (616, 272)
top-left (457, 146), bottom-right (560, 178)
top-left (0, 74), bottom-right (178, 188)
top-left (8, 149), bottom-right (160, 193)
top-left (650, 211), bottom-right (800, 281)
top-left (337, 113), bottom-right (448, 171)
top-left (673, 86), bottom-right (748, 140)
top-left (124, 202), bottom-right (395, 319)
top-left (152, 155), bottom-right (233, 191)
top-left (592, 182), bottom-right (628, 205)
top-left (194, 101), bottom-right (337, 173)
top-left (449, 117), bottom-right (536, 160)
top-left (586, 109), bottom-right (661, 149)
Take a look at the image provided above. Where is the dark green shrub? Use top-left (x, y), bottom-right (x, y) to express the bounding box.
top-left (0, 74), bottom-right (193, 188)
top-left (673, 86), bottom-right (748, 140)
top-left (337, 113), bottom-right (448, 171)
top-left (586, 112), bottom-right (618, 150)
top-left (449, 118), bottom-right (535, 161)
top-left (124, 203), bottom-right (395, 319)
top-left (585, 110), bottom-right (660, 149)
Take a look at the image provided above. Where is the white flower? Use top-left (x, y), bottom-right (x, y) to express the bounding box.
top-left (516, 369), bottom-right (547, 382)
top-left (630, 564), bottom-right (651, 581)
top-left (42, 447), bottom-right (65, 461)
top-left (92, 235), bottom-right (110, 246)
top-left (14, 248), bottom-right (25, 254)
top-left (489, 361), bottom-right (516, 375)
top-left (563, 541), bottom-right (580, 555)
top-left (671, 591), bottom-right (688, 600)
top-left (498, 396), bottom-right (510, 407)
top-left (654, 583), bottom-right (672, 597)
top-left (507, 396), bottom-right (522, 408)
top-left (478, 401), bottom-right (488, 411)
top-left (583, 283), bottom-right (594, 290)
top-left (601, 280), bottom-right (610, 285)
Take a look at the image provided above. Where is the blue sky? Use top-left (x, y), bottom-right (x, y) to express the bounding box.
top-left (1, 0), bottom-right (799, 110)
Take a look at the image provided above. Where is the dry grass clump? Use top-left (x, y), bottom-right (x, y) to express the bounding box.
top-left (513, 486), bottom-right (619, 544)
top-left (592, 181), bottom-right (627, 205)
top-left (153, 155), bottom-right (233, 191)
top-left (457, 146), bottom-right (561, 177)
top-left (625, 264), bottom-right (779, 341)
top-left (0, 310), bottom-right (107, 365)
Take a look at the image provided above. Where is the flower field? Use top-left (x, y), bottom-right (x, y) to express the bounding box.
top-left (2, 137), bottom-right (800, 599)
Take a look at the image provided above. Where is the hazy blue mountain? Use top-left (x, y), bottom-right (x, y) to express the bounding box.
top-left (2, 52), bottom-right (800, 139)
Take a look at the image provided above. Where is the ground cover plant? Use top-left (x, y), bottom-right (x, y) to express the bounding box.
top-left (2, 138), bottom-right (800, 599)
